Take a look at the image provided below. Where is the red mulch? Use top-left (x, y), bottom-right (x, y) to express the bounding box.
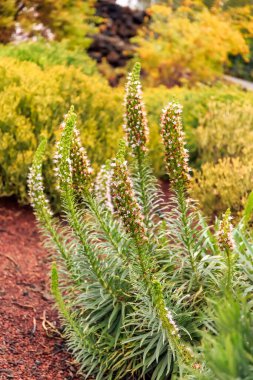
top-left (0, 199), bottom-right (82, 380)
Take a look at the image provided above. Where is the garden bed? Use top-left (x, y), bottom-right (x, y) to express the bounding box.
top-left (0, 199), bottom-right (82, 380)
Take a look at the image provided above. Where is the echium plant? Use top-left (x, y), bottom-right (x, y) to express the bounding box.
top-left (29, 63), bottom-right (253, 379)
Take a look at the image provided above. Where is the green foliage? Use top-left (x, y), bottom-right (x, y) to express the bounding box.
top-left (191, 157), bottom-right (253, 219)
top-left (0, 57), bottom-right (122, 202)
top-left (1, 54), bottom-right (253, 206)
top-left (195, 296), bottom-right (253, 380)
top-left (144, 83), bottom-right (253, 175)
top-left (29, 64), bottom-right (253, 379)
top-left (190, 100), bottom-right (253, 218)
top-left (194, 101), bottom-right (253, 164)
top-left (0, 40), bottom-right (97, 75)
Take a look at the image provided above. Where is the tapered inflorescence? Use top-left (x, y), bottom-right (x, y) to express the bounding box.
top-left (54, 107), bottom-right (93, 191)
top-left (216, 209), bottom-right (235, 251)
top-left (110, 155), bottom-right (146, 242)
top-left (71, 127), bottom-right (93, 191)
top-left (95, 163), bottom-right (113, 211)
top-left (161, 101), bottom-right (190, 186)
top-left (28, 139), bottom-right (53, 219)
top-left (123, 62), bottom-right (149, 155)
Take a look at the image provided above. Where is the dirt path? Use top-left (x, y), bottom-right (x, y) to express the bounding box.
top-left (0, 199), bottom-right (82, 380)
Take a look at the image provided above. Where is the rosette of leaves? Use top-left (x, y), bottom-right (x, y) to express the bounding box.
top-left (29, 63), bottom-right (253, 379)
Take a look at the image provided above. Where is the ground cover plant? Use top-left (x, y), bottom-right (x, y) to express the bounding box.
top-left (28, 63), bottom-right (253, 379)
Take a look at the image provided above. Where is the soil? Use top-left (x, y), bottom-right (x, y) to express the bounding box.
top-left (0, 199), bottom-right (82, 380)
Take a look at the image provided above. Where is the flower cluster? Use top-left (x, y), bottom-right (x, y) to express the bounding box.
top-left (28, 140), bottom-right (53, 220)
top-left (216, 209), bottom-right (235, 251)
top-left (123, 62), bottom-right (149, 156)
top-left (54, 109), bottom-right (92, 192)
top-left (70, 127), bottom-right (93, 192)
top-left (95, 164), bottom-right (113, 212)
top-left (161, 102), bottom-right (190, 186)
top-left (53, 111), bottom-right (75, 188)
top-left (110, 158), bottom-right (146, 241)
top-left (165, 307), bottom-right (181, 338)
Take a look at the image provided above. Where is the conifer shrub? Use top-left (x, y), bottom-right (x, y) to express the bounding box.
top-left (29, 63), bottom-right (253, 379)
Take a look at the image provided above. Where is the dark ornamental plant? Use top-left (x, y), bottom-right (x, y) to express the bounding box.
top-left (28, 63), bottom-right (253, 379)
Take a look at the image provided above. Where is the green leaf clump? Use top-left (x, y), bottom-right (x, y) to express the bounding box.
top-left (26, 63), bottom-right (253, 378)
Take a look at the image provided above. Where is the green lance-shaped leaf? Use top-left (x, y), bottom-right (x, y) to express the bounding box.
top-left (51, 262), bottom-right (82, 338)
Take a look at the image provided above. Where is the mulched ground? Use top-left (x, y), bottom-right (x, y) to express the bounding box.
top-left (0, 182), bottom-right (171, 380)
top-left (0, 199), bottom-right (82, 380)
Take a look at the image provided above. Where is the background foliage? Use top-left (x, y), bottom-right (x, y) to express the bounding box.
top-left (0, 0), bottom-right (97, 47)
top-left (133, 3), bottom-right (248, 86)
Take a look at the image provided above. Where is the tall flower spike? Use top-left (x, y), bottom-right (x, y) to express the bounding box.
top-left (216, 209), bottom-right (235, 252)
top-left (95, 162), bottom-right (113, 212)
top-left (161, 101), bottom-right (190, 187)
top-left (110, 144), bottom-right (146, 241)
top-left (28, 139), bottom-right (53, 220)
top-left (123, 62), bottom-right (149, 156)
top-left (54, 107), bottom-right (92, 192)
top-left (71, 127), bottom-right (93, 192)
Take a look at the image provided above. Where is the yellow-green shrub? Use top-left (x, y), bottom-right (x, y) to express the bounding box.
top-left (190, 99), bottom-right (253, 218)
top-left (144, 83), bottom-right (253, 175)
top-left (1, 57), bottom-right (253, 205)
top-left (190, 157), bottom-right (253, 219)
top-left (0, 41), bottom-right (97, 75)
top-left (195, 101), bottom-right (253, 164)
top-left (0, 57), bottom-right (123, 202)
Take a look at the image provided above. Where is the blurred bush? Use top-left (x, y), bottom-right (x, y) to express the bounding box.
top-left (144, 84), bottom-right (253, 176)
top-left (194, 101), bottom-right (253, 163)
top-left (133, 4), bottom-right (248, 87)
top-left (0, 57), bottom-right (123, 202)
top-left (191, 157), bottom-right (253, 219)
top-left (190, 100), bottom-right (253, 218)
top-left (0, 0), bottom-right (97, 48)
top-left (0, 40), bottom-right (98, 75)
